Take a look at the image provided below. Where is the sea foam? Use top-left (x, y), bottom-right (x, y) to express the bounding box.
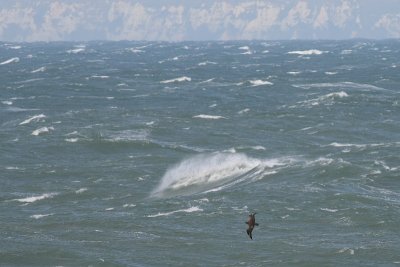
top-left (31, 67), bottom-right (46, 73)
top-left (31, 126), bottom-right (54, 136)
top-left (15, 193), bottom-right (57, 203)
top-left (150, 152), bottom-right (285, 198)
top-left (19, 114), bottom-right (46, 125)
top-left (160, 76), bottom-right (191, 84)
top-left (67, 48), bottom-right (85, 54)
top-left (30, 214), bottom-right (54, 219)
top-left (147, 206), bottom-right (203, 217)
top-left (249, 80), bottom-right (273, 86)
top-left (193, 114), bottom-right (226, 120)
top-left (0, 57), bottom-right (19, 65)
top-left (288, 49), bottom-right (326, 55)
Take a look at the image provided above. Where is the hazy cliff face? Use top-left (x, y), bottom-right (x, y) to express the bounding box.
top-left (0, 0), bottom-right (400, 42)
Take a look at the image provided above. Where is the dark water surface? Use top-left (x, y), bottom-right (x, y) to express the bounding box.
top-left (1, 40), bottom-right (400, 266)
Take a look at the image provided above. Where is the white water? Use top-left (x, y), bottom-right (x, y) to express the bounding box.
top-left (19, 114), bottom-right (46, 125)
top-left (288, 49), bottom-right (326, 55)
top-left (151, 152), bottom-right (286, 198)
top-left (193, 114), bottom-right (226, 120)
top-left (14, 193), bottom-right (57, 203)
top-left (0, 57), bottom-right (19, 65)
top-left (160, 76), bottom-right (191, 84)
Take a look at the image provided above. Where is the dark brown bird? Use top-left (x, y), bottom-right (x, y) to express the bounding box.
top-left (245, 212), bottom-right (259, 240)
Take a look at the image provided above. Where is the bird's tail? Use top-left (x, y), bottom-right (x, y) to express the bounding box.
top-left (247, 229), bottom-right (253, 239)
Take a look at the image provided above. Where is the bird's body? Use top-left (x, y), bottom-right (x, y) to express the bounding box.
top-left (245, 213), bottom-right (258, 239)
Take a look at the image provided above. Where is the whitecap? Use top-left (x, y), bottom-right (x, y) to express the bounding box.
top-left (30, 214), bottom-right (54, 219)
top-left (193, 114), bottom-right (226, 120)
top-left (249, 80), bottom-right (273, 86)
top-left (198, 61), bottom-right (217, 66)
top-left (338, 248), bottom-right (355, 255)
top-left (147, 206), bottom-right (203, 218)
top-left (340, 50), bottom-right (352, 55)
top-left (292, 82), bottom-right (388, 92)
top-left (128, 48), bottom-right (144, 53)
top-left (160, 76), bottom-right (191, 84)
top-left (199, 78), bottom-right (215, 84)
top-left (6, 166), bottom-right (21, 170)
top-left (238, 108), bottom-right (250, 114)
top-left (66, 131), bottom-right (78, 136)
top-left (326, 91), bottom-right (348, 98)
top-left (15, 193), bottom-right (57, 203)
top-left (288, 49), bottom-right (326, 55)
top-left (320, 208), bottom-right (338, 213)
top-left (250, 146), bottom-right (266, 151)
top-left (2, 101), bottom-right (13, 105)
top-left (298, 91), bottom-right (348, 107)
top-left (287, 71), bottom-right (301, 75)
top-left (31, 126), bottom-right (54, 136)
top-left (151, 152), bottom-right (287, 198)
top-left (67, 48), bottom-right (85, 54)
top-left (19, 114), bottom-right (46, 125)
top-left (123, 204), bottom-right (136, 208)
top-left (0, 57), bottom-right (19, 65)
top-left (239, 46), bottom-right (250, 50)
top-left (31, 67), bottom-right (46, 73)
top-left (105, 129), bottom-right (149, 142)
top-left (91, 75), bottom-right (109, 79)
top-left (329, 142), bottom-right (366, 148)
top-left (325, 72), bottom-right (337, 75)
top-left (9, 45), bottom-right (21, 49)
top-left (75, 188), bottom-right (87, 194)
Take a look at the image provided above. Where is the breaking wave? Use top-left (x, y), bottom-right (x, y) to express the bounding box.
top-left (147, 206), bottom-right (202, 217)
top-left (193, 114), bottom-right (226, 120)
top-left (288, 49), bottom-right (326, 55)
top-left (0, 57), bottom-right (19, 65)
top-left (160, 76), bottom-right (191, 84)
top-left (150, 152), bottom-right (288, 198)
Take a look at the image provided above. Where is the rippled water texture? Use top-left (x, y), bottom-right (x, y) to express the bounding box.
top-left (1, 40), bottom-right (400, 266)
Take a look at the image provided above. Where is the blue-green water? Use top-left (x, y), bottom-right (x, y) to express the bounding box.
top-left (1, 40), bottom-right (400, 266)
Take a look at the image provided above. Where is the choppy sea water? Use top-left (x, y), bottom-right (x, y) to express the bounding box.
top-left (1, 40), bottom-right (399, 266)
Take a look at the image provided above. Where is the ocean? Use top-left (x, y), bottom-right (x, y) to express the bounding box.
top-left (1, 40), bottom-right (399, 266)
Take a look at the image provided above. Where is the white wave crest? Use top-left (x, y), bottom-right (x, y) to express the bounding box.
top-left (320, 208), bottom-right (338, 213)
top-left (65, 138), bottom-right (79, 143)
top-left (198, 61), bottom-right (217, 66)
top-left (19, 114), bottom-right (46, 125)
top-left (30, 213), bottom-right (54, 219)
top-left (292, 82), bottom-right (388, 92)
top-left (151, 152), bottom-right (285, 198)
top-left (160, 76), bottom-right (191, 84)
top-left (0, 57), bottom-right (19, 65)
top-left (67, 48), bottom-right (85, 54)
top-left (287, 71), bottom-right (302, 75)
top-left (193, 114), bottom-right (226, 120)
top-left (147, 206), bottom-right (203, 217)
top-left (249, 80), bottom-right (273, 86)
top-left (104, 129), bottom-right (149, 142)
top-left (31, 67), bottom-right (46, 73)
top-left (288, 49), bottom-right (326, 55)
top-left (32, 126), bottom-right (54, 136)
top-left (298, 91), bottom-right (349, 107)
top-left (15, 193), bottom-right (57, 203)
top-left (75, 188), bottom-right (88, 194)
